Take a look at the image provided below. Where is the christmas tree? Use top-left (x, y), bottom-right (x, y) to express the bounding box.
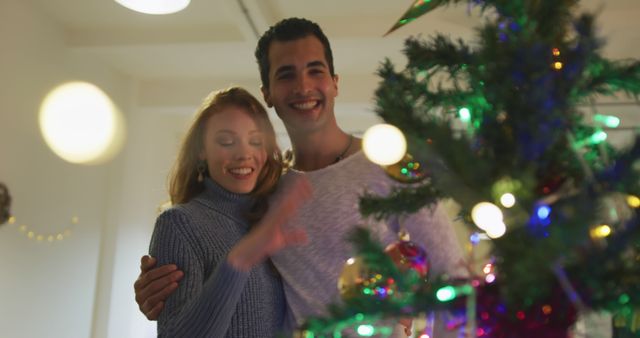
top-left (303, 0), bottom-right (640, 337)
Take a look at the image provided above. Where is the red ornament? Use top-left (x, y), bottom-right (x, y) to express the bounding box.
top-left (385, 239), bottom-right (429, 278)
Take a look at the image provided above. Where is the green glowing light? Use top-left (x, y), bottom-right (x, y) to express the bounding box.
top-left (593, 114), bottom-right (620, 128)
top-left (619, 294), bottom-right (630, 304)
top-left (436, 286), bottom-right (456, 302)
top-left (589, 130), bottom-right (608, 144)
top-left (357, 324), bottom-right (375, 336)
top-left (458, 107), bottom-right (471, 123)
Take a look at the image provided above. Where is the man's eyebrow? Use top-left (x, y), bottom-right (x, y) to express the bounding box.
top-left (307, 61), bottom-right (327, 68)
top-left (274, 61), bottom-right (327, 77)
top-left (274, 65), bottom-right (295, 77)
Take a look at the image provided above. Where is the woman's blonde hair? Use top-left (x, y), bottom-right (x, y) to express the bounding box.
top-left (168, 87), bottom-right (282, 221)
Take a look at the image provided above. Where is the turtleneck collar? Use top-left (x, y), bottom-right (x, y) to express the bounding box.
top-left (195, 177), bottom-right (254, 225)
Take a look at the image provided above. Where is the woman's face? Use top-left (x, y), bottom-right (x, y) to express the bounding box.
top-left (200, 106), bottom-right (268, 194)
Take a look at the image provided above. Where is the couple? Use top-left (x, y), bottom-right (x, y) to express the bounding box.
top-left (135, 17), bottom-right (464, 337)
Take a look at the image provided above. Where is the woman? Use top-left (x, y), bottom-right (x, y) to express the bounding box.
top-left (149, 87), bottom-right (310, 337)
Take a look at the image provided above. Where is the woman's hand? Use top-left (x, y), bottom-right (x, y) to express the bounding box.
top-left (228, 174), bottom-right (312, 271)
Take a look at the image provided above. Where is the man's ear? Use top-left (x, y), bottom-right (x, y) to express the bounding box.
top-left (333, 74), bottom-right (339, 97)
top-left (260, 85), bottom-right (273, 107)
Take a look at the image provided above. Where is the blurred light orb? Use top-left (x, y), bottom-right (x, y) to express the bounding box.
top-left (499, 193), bottom-right (516, 208)
top-left (627, 195), bottom-right (640, 208)
top-left (590, 224), bottom-right (612, 239)
top-left (39, 82), bottom-right (125, 165)
top-left (115, 0), bottom-right (190, 14)
top-left (485, 221), bottom-right (507, 239)
top-left (471, 202), bottom-right (503, 230)
top-left (363, 124), bottom-right (407, 165)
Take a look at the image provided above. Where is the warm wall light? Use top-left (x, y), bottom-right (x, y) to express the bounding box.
top-left (39, 81), bottom-right (125, 165)
top-left (115, 0), bottom-right (190, 15)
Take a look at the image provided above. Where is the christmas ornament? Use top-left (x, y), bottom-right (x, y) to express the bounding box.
top-left (383, 153), bottom-right (428, 183)
top-left (385, 0), bottom-right (443, 36)
top-left (0, 182), bottom-right (11, 225)
top-left (384, 233), bottom-right (430, 279)
top-left (338, 256), bottom-right (398, 302)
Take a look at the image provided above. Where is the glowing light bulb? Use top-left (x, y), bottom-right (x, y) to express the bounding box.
top-left (115, 0), bottom-right (190, 15)
top-left (485, 221), bottom-right (507, 238)
top-left (553, 62), bottom-right (563, 70)
top-left (471, 202), bottom-right (503, 230)
top-left (362, 124), bottom-right (407, 165)
top-left (357, 324), bottom-right (375, 336)
top-left (589, 130), bottom-right (608, 144)
top-left (499, 193), bottom-right (516, 208)
top-left (590, 224), bottom-right (612, 238)
top-left (627, 195), bottom-right (640, 208)
top-left (436, 286), bottom-right (456, 302)
top-left (593, 114), bottom-right (621, 128)
top-left (536, 205), bottom-right (551, 220)
top-left (458, 107), bottom-right (471, 123)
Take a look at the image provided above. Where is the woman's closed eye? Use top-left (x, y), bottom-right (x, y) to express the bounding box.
top-left (216, 137), bottom-right (234, 147)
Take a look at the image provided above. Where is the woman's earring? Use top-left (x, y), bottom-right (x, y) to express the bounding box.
top-left (197, 161), bottom-right (206, 183)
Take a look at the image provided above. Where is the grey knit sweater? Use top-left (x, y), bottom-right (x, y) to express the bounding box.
top-left (149, 178), bottom-right (287, 338)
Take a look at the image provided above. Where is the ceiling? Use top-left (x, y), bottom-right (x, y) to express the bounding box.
top-left (29, 0), bottom-right (640, 109)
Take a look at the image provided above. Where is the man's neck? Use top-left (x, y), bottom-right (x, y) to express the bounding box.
top-left (288, 128), bottom-right (361, 172)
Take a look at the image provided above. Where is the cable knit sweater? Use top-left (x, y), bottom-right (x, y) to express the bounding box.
top-left (149, 178), bottom-right (287, 338)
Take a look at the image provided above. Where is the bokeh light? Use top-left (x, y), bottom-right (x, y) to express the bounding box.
top-left (39, 82), bottom-right (125, 165)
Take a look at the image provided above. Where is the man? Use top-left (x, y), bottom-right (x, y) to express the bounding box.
top-left (135, 17), bottom-right (464, 336)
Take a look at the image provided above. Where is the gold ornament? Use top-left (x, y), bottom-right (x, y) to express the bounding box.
top-left (383, 153), bottom-right (428, 183)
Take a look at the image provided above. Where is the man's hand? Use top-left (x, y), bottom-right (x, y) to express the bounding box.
top-left (133, 255), bottom-right (184, 320)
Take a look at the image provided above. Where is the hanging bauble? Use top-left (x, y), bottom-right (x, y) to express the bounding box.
top-left (384, 236), bottom-right (429, 279)
top-left (0, 182), bottom-right (11, 225)
top-left (385, 0), bottom-right (442, 36)
top-left (338, 256), bottom-right (398, 302)
top-left (383, 153), bottom-right (428, 183)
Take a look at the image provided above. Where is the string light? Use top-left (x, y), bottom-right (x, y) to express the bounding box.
top-left (593, 114), bottom-right (621, 128)
top-left (485, 221), bottom-right (507, 238)
top-left (627, 195), bottom-right (640, 208)
top-left (590, 224), bottom-right (612, 239)
top-left (436, 284), bottom-right (473, 302)
top-left (7, 215), bottom-right (76, 243)
top-left (458, 107), bottom-right (472, 123)
top-left (471, 202), bottom-right (504, 230)
top-left (553, 62), bottom-right (563, 70)
top-left (499, 193), bottom-right (516, 208)
top-left (356, 324), bottom-right (375, 336)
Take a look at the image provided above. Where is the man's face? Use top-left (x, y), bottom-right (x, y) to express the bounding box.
top-left (261, 35), bottom-right (339, 134)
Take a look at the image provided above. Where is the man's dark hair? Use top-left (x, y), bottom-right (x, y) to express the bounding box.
top-left (255, 17), bottom-right (335, 89)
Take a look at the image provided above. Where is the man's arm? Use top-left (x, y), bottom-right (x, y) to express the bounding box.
top-left (133, 255), bottom-right (183, 320)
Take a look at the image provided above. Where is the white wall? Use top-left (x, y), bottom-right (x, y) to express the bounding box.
top-left (0, 1), bottom-right (128, 337)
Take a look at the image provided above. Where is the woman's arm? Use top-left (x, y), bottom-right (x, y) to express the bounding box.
top-left (150, 209), bottom-right (249, 338)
